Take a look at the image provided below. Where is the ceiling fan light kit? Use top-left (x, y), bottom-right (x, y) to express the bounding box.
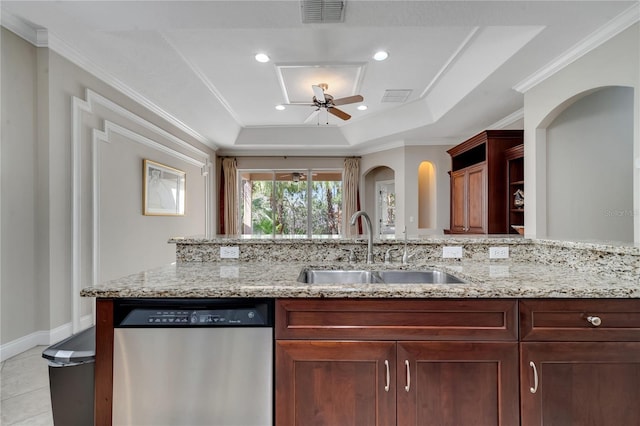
top-left (294, 83), bottom-right (364, 124)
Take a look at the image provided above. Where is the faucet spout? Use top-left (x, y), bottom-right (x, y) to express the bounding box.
top-left (350, 211), bottom-right (374, 264)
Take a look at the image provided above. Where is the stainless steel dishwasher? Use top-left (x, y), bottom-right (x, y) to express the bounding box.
top-left (112, 298), bottom-right (273, 426)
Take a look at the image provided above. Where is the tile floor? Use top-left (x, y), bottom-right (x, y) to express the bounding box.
top-left (1, 346), bottom-right (54, 425)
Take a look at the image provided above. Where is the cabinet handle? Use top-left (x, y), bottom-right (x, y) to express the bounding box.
top-left (384, 360), bottom-right (390, 392)
top-left (529, 361), bottom-right (538, 394)
top-left (587, 315), bottom-right (602, 327)
top-left (404, 360), bottom-right (411, 392)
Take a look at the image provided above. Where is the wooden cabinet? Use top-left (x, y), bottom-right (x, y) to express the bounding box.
top-left (505, 144), bottom-right (524, 234)
top-left (519, 299), bottom-right (640, 426)
top-left (397, 342), bottom-right (519, 426)
top-left (450, 163), bottom-right (487, 233)
top-left (447, 130), bottom-right (523, 234)
top-left (275, 299), bottom-right (519, 426)
top-left (276, 341), bottom-right (396, 426)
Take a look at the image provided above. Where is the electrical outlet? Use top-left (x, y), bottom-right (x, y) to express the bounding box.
top-left (489, 246), bottom-right (509, 259)
top-left (442, 246), bottom-right (463, 258)
top-left (220, 246), bottom-right (239, 259)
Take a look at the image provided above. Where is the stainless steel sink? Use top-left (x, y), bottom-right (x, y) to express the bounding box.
top-left (376, 270), bottom-right (464, 284)
top-left (298, 269), bottom-right (380, 284)
top-left (298, 269), bottom-right (464, 284)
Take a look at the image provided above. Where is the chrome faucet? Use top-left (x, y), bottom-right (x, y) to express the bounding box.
top-left (350, 211), bottom-right (374, 264)
top-left (402, 226), bottom-right (414, 264)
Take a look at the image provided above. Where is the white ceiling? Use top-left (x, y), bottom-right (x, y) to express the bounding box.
top-left (2, 1), bottom-right (638, 155)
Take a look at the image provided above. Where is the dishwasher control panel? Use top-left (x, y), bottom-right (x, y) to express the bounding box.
top-left (114, 299), bottom-right (273, 327)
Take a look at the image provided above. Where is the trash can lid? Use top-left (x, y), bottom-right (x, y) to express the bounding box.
top-left (42, 326), bottom-right (95, 364)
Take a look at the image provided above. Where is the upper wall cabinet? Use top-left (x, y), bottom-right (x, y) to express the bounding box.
top-left (447, 130), bottom-right (523, 234)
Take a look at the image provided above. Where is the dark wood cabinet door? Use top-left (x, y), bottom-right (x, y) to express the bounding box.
top-left (276, 341), bottom-right (397, 426)
top-left (466, 163), bottom-right (487, 233)
top-left (449, 164), bottom-right (487, 234)
top-left (397, 341), bottom-right (519, 426)
top-left (521, 342), bottom-right (640, 426)
top-left (450, 170), bottom-right (466, 232)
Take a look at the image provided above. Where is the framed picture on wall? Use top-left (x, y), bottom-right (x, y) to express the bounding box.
top-left (143, 159), bottom-right (186, 216)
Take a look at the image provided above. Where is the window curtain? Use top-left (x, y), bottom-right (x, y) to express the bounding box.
top-left (222, 157), bottom-right (238, 235)
top-left (342, 157), bottom-right (360, 236)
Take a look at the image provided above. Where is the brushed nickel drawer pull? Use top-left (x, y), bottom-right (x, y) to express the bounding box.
top-left (529, 361), bottom-right (538, 394)
top-left (384, 360), bottom-right (390, 392)
top-left (404, 360), bottom-right (411, 392)
top-left (587, 316), bottom-right (602, 327)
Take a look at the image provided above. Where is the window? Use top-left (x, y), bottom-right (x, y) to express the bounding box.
top-left (239, 170), bottom-right (342, 237)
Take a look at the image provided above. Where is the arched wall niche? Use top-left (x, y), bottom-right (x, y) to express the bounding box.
top-left (418, 161), bottom-right (436, 230)
top-left (543, 86), bottom-right (634, 242)
top-left (523, 23), bottom-right (639, 241)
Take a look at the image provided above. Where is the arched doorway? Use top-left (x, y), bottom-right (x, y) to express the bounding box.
top-left (364, 166), bottom-right (395, 236)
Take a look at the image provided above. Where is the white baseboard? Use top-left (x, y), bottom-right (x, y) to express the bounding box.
top-left (0, 315), bottom-right (95, 362)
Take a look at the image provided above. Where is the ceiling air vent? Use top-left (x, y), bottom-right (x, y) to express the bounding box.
top-left (381, 89), bottom-right (413, 103)
top-left (301, 0), bottom-right (345, 23)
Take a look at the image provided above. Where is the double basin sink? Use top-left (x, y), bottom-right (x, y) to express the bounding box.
top-left (298, 268), bottom-right (464, 284)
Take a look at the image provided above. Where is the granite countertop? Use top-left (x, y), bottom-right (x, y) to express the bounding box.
top-left (79, 260), bottom-right (640, 299)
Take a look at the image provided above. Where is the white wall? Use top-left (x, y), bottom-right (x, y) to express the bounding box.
top-left (1, 28), bottom-right (40, 344)
top-left (546, 87), bottom-right (633, 241)
top-left (360, 144), bottom-right (452, 237)
top-left (405, 145), bottom-right (451, 235)
top-left (1, 28), bottom-right (216, 358)
top-left (524, 23), bottom-right (639, 241)
top-left (235, 156), bottom-right (344, 170)
top-left (361, 147), bottom-right (406, 236)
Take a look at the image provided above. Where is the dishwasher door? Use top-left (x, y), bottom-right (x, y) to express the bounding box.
top-left (112, 299), bottom-right (273, 426)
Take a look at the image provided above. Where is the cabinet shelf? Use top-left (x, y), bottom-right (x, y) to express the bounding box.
top-left (505, 144), bottom-right (524, 234)
top-left (447, 130), bottom-right (523, 234)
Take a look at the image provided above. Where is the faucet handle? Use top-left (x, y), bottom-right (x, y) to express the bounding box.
top-left (341, 248), bottom-right (357, 263)
top-left (384, 248), bottom-right (399, 264)
top-left (402, 252), bottom-right (415, 265)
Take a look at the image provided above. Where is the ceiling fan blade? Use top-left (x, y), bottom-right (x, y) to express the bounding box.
top-left (328, 107), bottom-right (351, 121)
top-left (332, 95), bottom-right (364, 106)
top-left (312, 85), bottom-right (326, 103)
top-left (304, 109), bottom-right (321, 124)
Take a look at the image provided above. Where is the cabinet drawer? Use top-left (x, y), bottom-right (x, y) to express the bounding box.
top-left (520, 299), bottom-right (640, 341)
top-left (276, 299), bottom-right (518, 341)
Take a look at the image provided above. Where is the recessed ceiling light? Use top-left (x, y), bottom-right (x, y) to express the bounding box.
top-left (275, 105), bottom-right (285, 110)
top-left (255, 53), bottom-right (270, 63)
top-left (357, 105), bottom-right (368, 111)
top-left (373, 51), bottom-right (389, 61)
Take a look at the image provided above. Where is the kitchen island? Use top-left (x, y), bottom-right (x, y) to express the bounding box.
top-left (83, 237), bottom-right (640, 426)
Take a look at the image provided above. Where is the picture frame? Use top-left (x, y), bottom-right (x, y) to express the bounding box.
top-left (143, 159), bottom-right (186, 216)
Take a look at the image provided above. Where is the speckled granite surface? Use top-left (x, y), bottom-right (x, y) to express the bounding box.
top-left (171, 236), bottom-right (640, 281)
top-left (172, 236), bottom-right (534, 263)
top-left (80, 260), bottom-right (640, 299)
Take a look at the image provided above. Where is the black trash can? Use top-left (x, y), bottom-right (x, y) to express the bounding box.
top-left (42, 326), bottom-right (95, 426)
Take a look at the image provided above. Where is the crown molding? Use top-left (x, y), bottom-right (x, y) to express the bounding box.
top-left (1, 9), bottom-right (216, 150)
top-left (1, 10), bottom-right (48, 47)
top-left (421, 27), bottom-right (480, 99)
top-left (160, 32), bottom-right (244, 126)
top-left (513, 3), bottom-right (640, 93)
top-left (46, 33), bottom-right (215, 149)
top-left (487, 108), bottom-right (524, 129)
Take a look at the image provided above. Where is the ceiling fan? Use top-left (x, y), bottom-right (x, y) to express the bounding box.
top-left (293, 84), bottom-right (364, 123)
top-left (276, 171), bottom-right (317, 182)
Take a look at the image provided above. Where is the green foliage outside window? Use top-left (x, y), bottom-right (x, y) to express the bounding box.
top-left (240, 171), bottom-right (342, 236)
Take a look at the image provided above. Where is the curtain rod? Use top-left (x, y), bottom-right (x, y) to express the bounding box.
top-left (220, 155), bottom-right (361, 159)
